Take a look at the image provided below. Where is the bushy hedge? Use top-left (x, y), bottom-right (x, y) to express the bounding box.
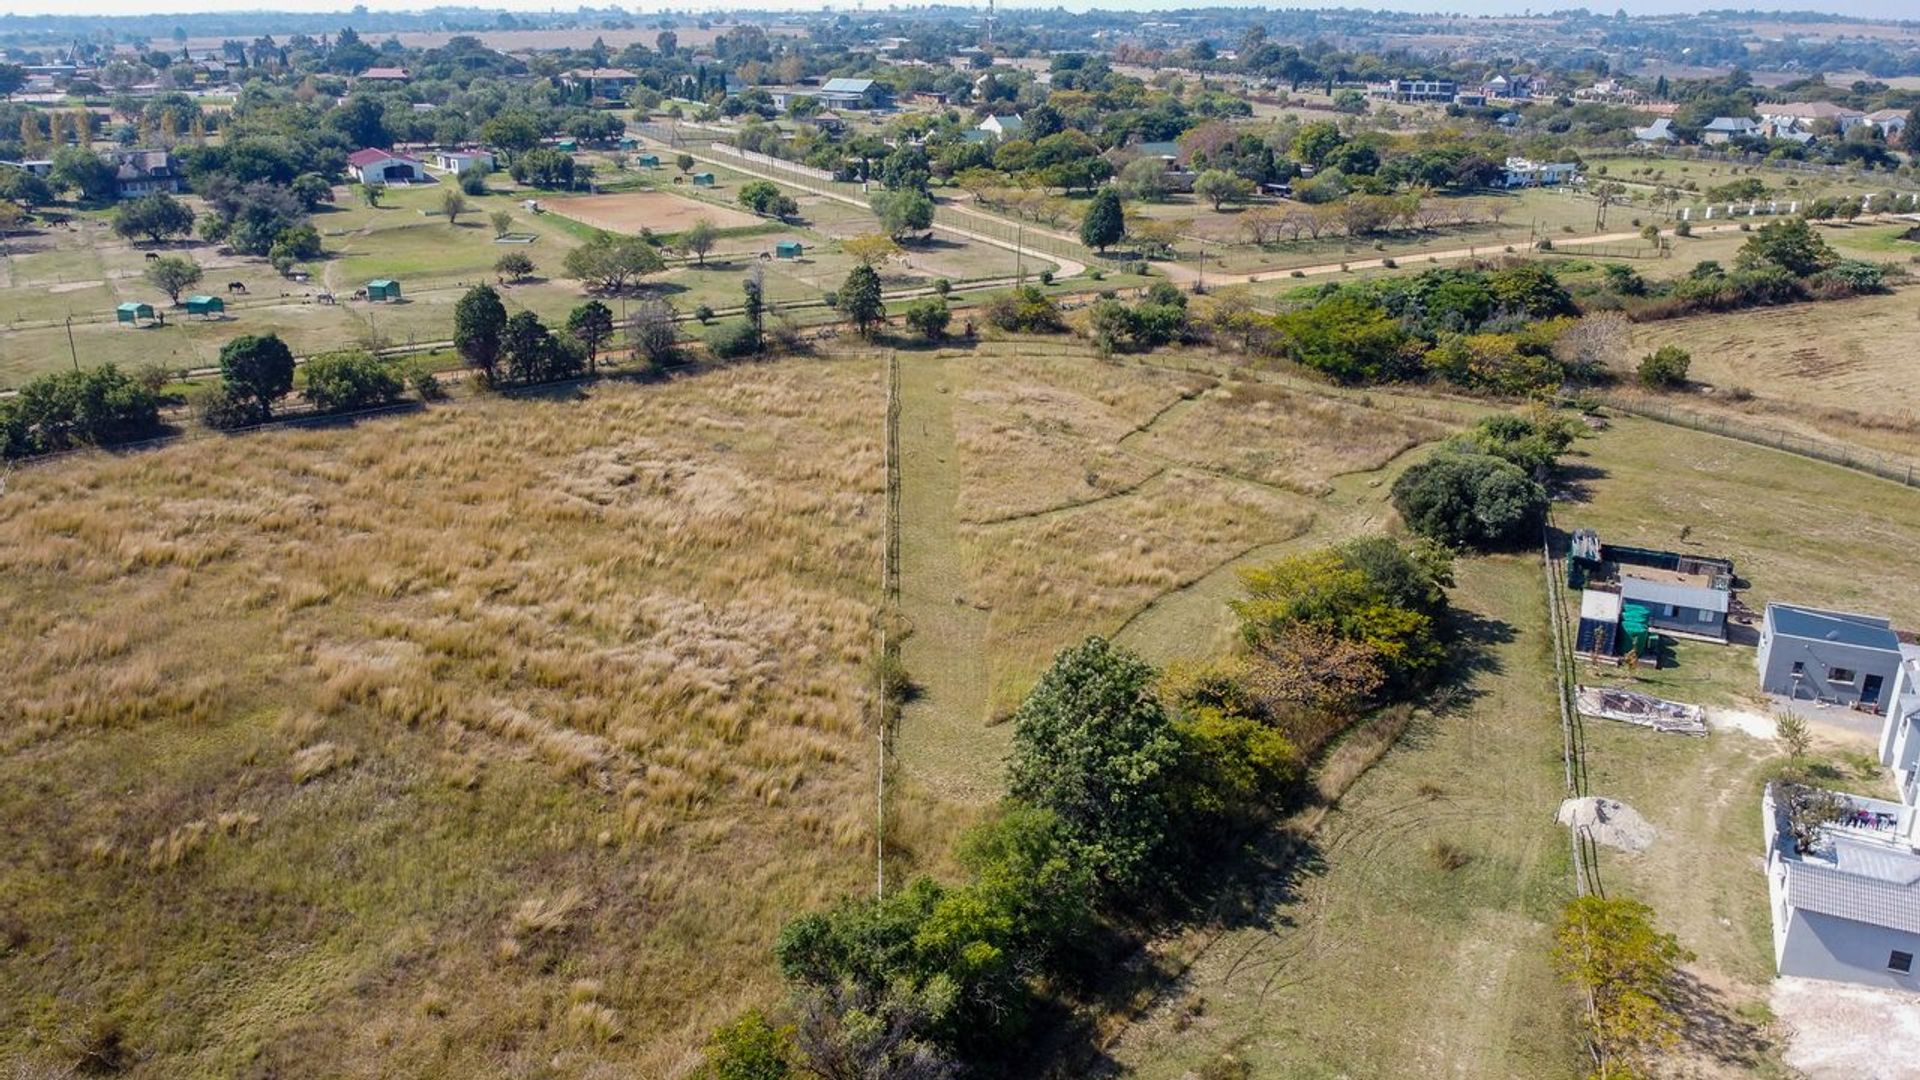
top-left (0, 365), bottom-right (164, 459)
top-left (984, 285), bottom-right (1066, 334)
top-left (1391, 452), bottom-right (1548, 550)
top-left (301, 350), bottom-right (406, 413)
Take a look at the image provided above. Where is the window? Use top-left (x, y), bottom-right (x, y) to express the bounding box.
top-left (1663, 604), bottom-right (1678, 618)
top-left (1830, 668), bottom-right (1857, 685)
top-left (1791, 661), bottom-right (1805, 676)
top-left (1698, 608), bottom-right (1716, 623)
top-left (1891, 951), bottom-right (1913, 974)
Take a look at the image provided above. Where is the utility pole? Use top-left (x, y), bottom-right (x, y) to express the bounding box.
top-left (64, 315), bottom-right (78, 372)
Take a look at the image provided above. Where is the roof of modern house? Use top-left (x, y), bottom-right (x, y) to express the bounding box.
top-left (565, 67), bottom-right (638, 79)
top-left (981, 113), bottom-right (1024, 132)
top-left (1773, 790), bottom-right (1920, 935)
top-left (1620, 575), bottom-right (1730, 614)
top-left (109, 149), bottom-right (178, 180)
top-left (1866, 108), bottom-right (1909, 122)
top-left (1633, 118), bottom-right (1675, 140)
top-left (820, 77), bottom-right (876, 94)
top-left (1762, 101), bottom-right (1863, 120)
top-left (1704, 116), bottom-right (1758, 132)
top-left (360, 66), bottom-right (410, 80)
top-left (1767, 603), bottom-right (1900, 651)
top-left (347, 148), bottom-right (421, 167)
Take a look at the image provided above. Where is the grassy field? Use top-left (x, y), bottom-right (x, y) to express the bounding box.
top-left (0, 357), bottom-right (910, 1076)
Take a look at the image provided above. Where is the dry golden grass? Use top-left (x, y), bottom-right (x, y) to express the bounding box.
top-left (946, 343), bottom-right (1215, 522)
top-left (0, 359), bottom-right (892, 1076)
top-left (1132, 381), bottom-right (1453, 495)
top-left (962, 469), bottom-right (1318, 712)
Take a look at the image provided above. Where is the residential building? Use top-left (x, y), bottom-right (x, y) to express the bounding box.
top-left (563, 68), bottom-right (639, 100)
top-left (1867, 108), bottom-right (1910, 140)
top-left (347, 148), bottom-right (428, 185)
top-left (1633, 117), bottom-right (1676, 144)
top-left (431, 150), bottom-right (495, 175)
top-left (1480, 74), bottom-right (1536, 100)
top-left (816, 77), bottom-right (889, 110)
top-left (1568, 530), bottom-right (1735, 659)
top-left (1764, 781), bottom-right (1920, 990)
top-left (1452, 91), bottom-right (1487, 107)
top-left (1760, 101), bottom-right (1867, 136)
top-left (1367, 78), bottom-right (1457, 104)
top-left (977, 113), bottom-right (1025, 139)
top-left (0, 159), bottom-right (54, 177)
top-left (1577, 77), bottom-right (1642, 104)
top-left (1876, 650), bottom-right (1920, 806)
top-left (1500, 156), bottom-right (1578, 188)
top-left (1758, 603), bottom-right (1904, 711)
top-left (1702, 116), bottom-right (1760, 144)
top-left (358, 66), bottom-right (411, 84)
top-left (108, 149), bottom-right (183, 199)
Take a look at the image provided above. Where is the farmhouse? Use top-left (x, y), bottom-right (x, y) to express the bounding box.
top-left (1568, 529), bottom-right (1734, 659)
top-left (816, 77), bottom-right (889, 110)
top-left (358, 67), bottom-right (411, 84)
top-left (1764, 782), bottom-right (1920, 991)
top-left (563, 67), bottom-right (640, 100)
top-left (431, 150), bottom-right (495, 175)
top-left (108, 150), bottom-right (183, 199)
top-left (1500, 156), bottom-right (1578, 188)
top-left (1759, 603), bottom-right (1904, 711)
top-left (348, 149), bottom-right (428, 185)
top-left (1701, 116), bottom-right (1760, 144)
top-left (1760, 101), bottom-right (1867, 136)
top-left (978, 113), bottom-right (1025, 138)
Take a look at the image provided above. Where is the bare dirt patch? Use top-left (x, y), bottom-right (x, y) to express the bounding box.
top-left (545, 190), bottom-right (759, 233)
top-left (1774, 976), bottom-right (1920, 1079)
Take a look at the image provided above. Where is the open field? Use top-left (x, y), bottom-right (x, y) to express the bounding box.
top-left (545, 190), bottom-right (761, 233)
top-left (0, 358), bottom-right (905, 1076)
top-left (1109, 556), bottom-right (1586, 1080)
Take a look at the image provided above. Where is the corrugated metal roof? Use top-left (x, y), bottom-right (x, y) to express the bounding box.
top-left (1788, 852), bottom-right (1920, 935)
top-left (821, 77), bottom-right (876, 94)
top-left (1620, 577), bottom-right (1728, 614)
top-left (1768, 603), bottom-right (1899, 651)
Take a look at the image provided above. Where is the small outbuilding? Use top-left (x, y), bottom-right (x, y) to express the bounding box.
top-left (691, 172), bottom-right (716, 187)
top-left (775, 240), bottom-right (803, 259)
top-left (636, 153), bottom-right (660, 168)
top-left (115, 301), bottom-right (155, 324)
top-left (183, 294), bottom-right (224, 318)
top-left (366, 279), bottom-right (402, 302)
top-left (556, 138), bottom-right (578, 153)
top-left (619, 137), bottom-right (638, 151)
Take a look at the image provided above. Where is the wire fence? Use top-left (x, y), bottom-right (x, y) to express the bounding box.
top-left (1591, 394), bottom-right (1920, 489)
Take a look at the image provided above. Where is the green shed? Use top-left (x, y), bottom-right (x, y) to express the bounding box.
top-left (637, 153), bottom-right (660, 168)
top-left (691, 171), bottom-right (715, 187)
top-left (184, 294), bottom-right (224, 317)
top-left (556, 138), bottom-right (578, 152)
top-left (115, 301), bottom-right (155, 324)
top-left (367, 279), bottom-right (401, 302)
top-left (775, 240), bottom-right (803, 259)
top-left (619, 137), bottom-right (638, 150)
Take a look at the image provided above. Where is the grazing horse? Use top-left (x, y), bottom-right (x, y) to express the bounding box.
top-left (144, 252), bottom-right (160, 260)
top-left (227, 281), bottom-right (248, 294)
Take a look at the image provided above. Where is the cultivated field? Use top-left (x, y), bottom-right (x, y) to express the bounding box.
top-left (545, 190), bottom-right (761, 233)
top-left (0, 358), bottom-right (900, 1076)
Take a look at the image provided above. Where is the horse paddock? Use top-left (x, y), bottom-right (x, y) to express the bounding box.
top-left (544, 191), bottom-right (759, 233)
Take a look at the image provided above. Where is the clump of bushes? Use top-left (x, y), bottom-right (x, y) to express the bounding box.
top-left (1638, 344), bottom-right (1690, 389)
top-left (984, 285), bottom-right (1066, 334)
top-left (0, 364), bottom-right (164, 459)
top-left (1392, 451), bottom-right (1549, 550)
top-left (301, 349), bottom-right (406, 413)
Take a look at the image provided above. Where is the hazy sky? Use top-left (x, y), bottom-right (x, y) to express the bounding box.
top-left (5, 0), bottom-right (1916, 22)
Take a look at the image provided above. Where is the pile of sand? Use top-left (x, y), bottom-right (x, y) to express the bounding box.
top-left (1557, 796), bottom-right (1656, 853)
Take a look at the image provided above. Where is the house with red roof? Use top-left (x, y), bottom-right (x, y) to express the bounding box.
top-left (347, 148), bottom-right (428, 185)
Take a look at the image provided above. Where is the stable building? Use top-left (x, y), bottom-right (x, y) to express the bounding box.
top-left (348, 149), bottom-right (428, 186)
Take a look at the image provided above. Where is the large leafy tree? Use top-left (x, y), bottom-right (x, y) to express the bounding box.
top-left (838, 264), bottom-right (884, 338)
top-left (112, 192), bottom-right (195, 244)
top-left (218, 333), bottom-right (296, 421)
top-left (143, 254), bottom-right (203, 303)
top-left (562, 233), bottom-right (665, 293)
top-left (1193, 169), bottom-right (1254, 210)
top-left (1007, 636), bottom-right (1181, 895)
top-left (1736, 216), bottom-right (1835, 277)
top-left (1390, 452), bottom-right (1547, 550)
top-left (869, 189), bottom-right (934, 241)
top-left (50, 146), bottom-right (118, 203)
top-left (1078, 186), bottom-right (1126, 252)
top-left (454, 284), bottom-right (508, 380)
top-left (1553, 897), bottom-right (1693, 1078)
top-left (566, 300), bottom-right (614, 374)
top-left (682, 217), bottom-right (718, 265)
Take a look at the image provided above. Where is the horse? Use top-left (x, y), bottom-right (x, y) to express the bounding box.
top-left (227, 281), bottom-right (248, 294)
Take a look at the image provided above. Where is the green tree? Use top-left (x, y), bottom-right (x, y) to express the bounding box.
top-left (838, 264), bottom-right (884, 338)
top-left (301, 349), bottom-right (403, 413)
top-left (439, 187), bottom-right (467, 225)
top-left (903, 297), bottom-right (950, 340)
top-left (1736, 216), bottom-right (1835, 277)
top-left (738, 180), bottom-right (798, 217)
top-left (1270, 294), bottom-right (1414, 383)
top-left (869, 188), bottom-right (935, 240)
top-left (566, 300), bottom-right (615, 373)
top-left (563, 233), bottom-right (666, 293)
top-left (50, 146), bottom-right (119, 203)
top-left (1390, 452), bottom-right (1547, 550)
top-left (1637, 344), bottom-right (1690, 389)
top-left (682, 217), bottom-right (719, 265)
top-left (1290, 120), bottom-right (1346, 168)
top-left (454, 284), bottom-right (508, 380)
top-left (1008, 637), bottom-right (1181, 895)
top-left (1553, 896), bottom-right (1693, 1079)
top-left (701, 1010), bottom-right (794, 1080)
top-left (290, 172), bottom-right (333, 211)
top-left (676, 153), bottom-right (695, 173)
top-left (493, 251), bottom-right (535, 282)
top-left (112, 192), bottom-right (195, 244)
top-left (489, 209), bottom-right (514, 238)
top-left (479, 111), bottom-right (542, 156)
top-left (143, 254), bottom-right (203, 303)
top-left (218, 333), bottom-right (296, 421)
top-left (1079, 186), bottom-right (1126, 253)
top-left (1192, 169), bottom-right (1254, 211)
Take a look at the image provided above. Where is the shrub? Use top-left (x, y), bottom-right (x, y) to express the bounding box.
top-left (984, 285), bottom-right (1066, 333)
top-left (903, 297), bottom-right (951, 341)
top-left (1038, 269), bottom-right (1054, 285)
top-left (302, 350), bottom-right (405, 413)
top-left (694, 304), bottom-right (715, 324)
top-left (1637, 345), bottom-right (1690, 389)
top-left (1390, 452), bottom-right (1548, 550)
top-left (933, 277), bottom-right (952, 295)
top-left (1674, 219), bottom-right (1692, 237)
top-left (0, 364), bottom-right (163, 458)
top-left (704, 320), bottom-right (762, 359)
top-left (187, 382), bottom-right (257, 431)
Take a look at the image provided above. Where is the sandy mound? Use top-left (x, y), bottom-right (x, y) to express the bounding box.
top-left (1557, 796), bottom-right (1656, 853)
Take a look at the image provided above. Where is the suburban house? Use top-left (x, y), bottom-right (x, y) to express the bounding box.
top-left (1701, 116), bottom-right (1760, 144)
top-left (1500, 156), bottom-right (1578, 187)
top-left (1366, 78), bottom-right (1457, 103)
top-left (347, 148), bottom-right (428, 185)
top-left (108, 150), bottom-right (183, 199)
top-left (1759, 101), bottom-right (1867, 136)
top-left (357, 66), bottom-right (411, 84)
top-left (815, 77), bottom-right (889, 110)
top-left (431, 150), bottom-right (495, 175)
top-left (1876, 650), bottom-right (1920, 806)
top-left (562, 68), bottom-right (639, 100)
top-left (1759, 603), bottom-right (1905, 712)
top-left (804, 110), bottom-right (846, 135)
top-left (1866, 109), bottom-right (1910, 140)
top-left (977, 113), bottom-right (1025, 139)
top-left (1764, 781), bottom-right (1920, 991)
top-left (1633, 117), bottom-right (1676, 144)
top-left (1479, 74), bottom-right (1536, 100)
top-left (1568, 529), bottom-right (1736, 660)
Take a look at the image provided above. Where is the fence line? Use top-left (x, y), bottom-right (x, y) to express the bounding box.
top-left (875, 348), bottom-right (902, 900)
top-left (1590, 393), bottom-right (1920, 489)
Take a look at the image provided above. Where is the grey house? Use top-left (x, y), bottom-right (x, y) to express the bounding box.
top-left (1759, 603), bottom-right (1904, 710)
top-left (1765, 783), bottom-right (1920, 990)
top-left (1876, 650), bottom-right (1920, 806)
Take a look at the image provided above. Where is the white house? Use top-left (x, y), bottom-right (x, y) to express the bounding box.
top-left (1867, 109), bottom-right (1910, 140)
top-left (347, 148), bottom-right (428, 185)
top-left (431, 150), bottom-right (496, 176)
top-left (1501, 156), bottom-right (1577, 188)
top-left (1765, 781), bottom-right (1920, 991)
top-left (977, 113), bottom-right (1025, 139)
top-left (1877, 649), bottom-right (1920, 807)
top-left (1759, 101), bottom-right (1867, 137)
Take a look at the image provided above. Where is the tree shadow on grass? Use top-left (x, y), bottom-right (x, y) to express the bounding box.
top-left (1670, 968), bottom-right (1774, 1070)
top-left (1552, 460), bottom-right (1609, 504)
